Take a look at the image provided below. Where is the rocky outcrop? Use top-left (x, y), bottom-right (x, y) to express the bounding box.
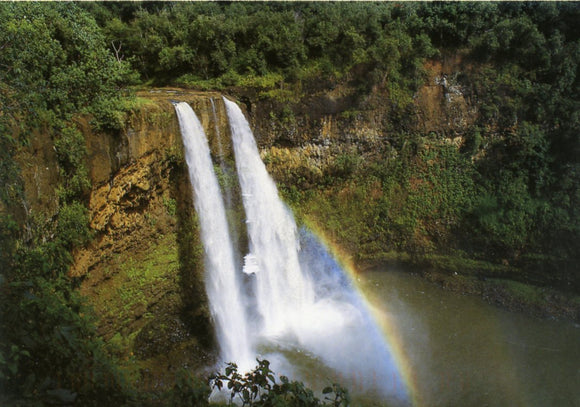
top-left (12, 127), bottom-right (61, 225)
top-left (70, 91), bottom-right (233, 382)
top-left (72, 90), bottom-right (229, 279)
top-left (416, 57), bottom-right (476, 139)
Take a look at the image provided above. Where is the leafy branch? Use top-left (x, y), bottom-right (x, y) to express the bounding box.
top-left (210, 359), bottom-right (349, 407)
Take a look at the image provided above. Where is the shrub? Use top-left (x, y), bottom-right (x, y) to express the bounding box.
top-left (211, 359), bottom-right (349, 407)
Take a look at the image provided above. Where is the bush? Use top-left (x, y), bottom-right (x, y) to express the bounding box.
top-left (0, 277), bottom-right (132, 406)
top-left (56, 201), bottom-right (92, 250)
top-left (211, 359), bottom-right (349, 407)
top-left (54, 126), bottom-right (91, 200)
top-left (169, 369), bottom-right (211, 407)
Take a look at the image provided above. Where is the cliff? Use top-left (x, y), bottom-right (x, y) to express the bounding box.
top-left (60, 61), bottom-right (476, 379)
top-left (8, 60), bottom-right (576, 390)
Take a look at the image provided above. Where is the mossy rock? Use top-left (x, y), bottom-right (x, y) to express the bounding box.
top-left (134, 315), bottom-right (195, 360)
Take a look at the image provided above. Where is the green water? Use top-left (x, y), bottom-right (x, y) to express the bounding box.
top-left (358, 270), bottom-right (580, 407)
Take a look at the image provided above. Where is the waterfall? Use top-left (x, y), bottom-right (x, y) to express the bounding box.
top-left (174, 102), bottom-right (253, 369)
top-left (223, 97), bottom-right (315, 338)
top-left (223, 98), bottom-right (407, 401)
top-left (175, 98), bottom-right (407, 402)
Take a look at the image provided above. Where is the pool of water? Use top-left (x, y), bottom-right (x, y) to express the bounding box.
top-left (355, 270), bottom-right (580, 406)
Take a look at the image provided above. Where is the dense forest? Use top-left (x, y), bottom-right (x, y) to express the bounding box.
top-left (1, 2), bottom-right (579, 405)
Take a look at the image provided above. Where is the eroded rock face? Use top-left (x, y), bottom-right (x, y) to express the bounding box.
top-left (72, 91), bottom-right (226, 377)
top-left (72, 151), bottom-right (173, 277)
top-left (73, 91), bottom-right (229, 280)
top-left (71, 98), bottom-right (179, 278)
top-left (415, 57), bottom-right (477, 139)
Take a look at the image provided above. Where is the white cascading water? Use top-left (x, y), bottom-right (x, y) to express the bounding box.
top-left (174, 102), bottom-right (254, 370)
top-left (223, 97), bottom-right (315, 337)
top-left (223, 97), bottom-right (408, 402)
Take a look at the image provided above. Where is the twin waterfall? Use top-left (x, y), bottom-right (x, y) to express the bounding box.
top-left (175, 99), bottom-right (406, 402)
top-left (174, 103), bottom-right (252, 366)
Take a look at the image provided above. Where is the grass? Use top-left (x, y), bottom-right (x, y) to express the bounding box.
top-left (492, 279), bottom-right (544, 305)
top-left (121, 95), bottom-right (156, 111)
top-left (174, 71), bottom-right (292, 97)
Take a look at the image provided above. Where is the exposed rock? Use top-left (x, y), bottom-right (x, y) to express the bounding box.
top-left (70, 90), bottom-right (225, 381)
top-left (416, 57), bottom-right (477, 139)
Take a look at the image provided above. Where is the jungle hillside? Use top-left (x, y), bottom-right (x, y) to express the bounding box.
top-left (1, 2), bottom-right (579, 406)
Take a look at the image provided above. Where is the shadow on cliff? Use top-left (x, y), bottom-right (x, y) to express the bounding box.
top-left (169, 159), bottom-right (217, 352)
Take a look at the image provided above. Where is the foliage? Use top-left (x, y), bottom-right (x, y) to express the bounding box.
top-left (169, 369), bottom-right (211, 407)
top-left (284, 137), bottom-right (476, 261)
top-left (163, 197), bottom-right (178, 217)
top-left (0, 276), bottom-right (132, 406)
top-left (0, 3), bottom-right (138, 405)
top-left (85, 2), bottom-right (435, 100)
top-left (54, 126), bottom-right (92, 201)
top-left (56, 201), bottom-right (92, 250)
top-left (454, 4), bottom-right (580, 284)
top-left (211, 359), bottom-right (349, 407)
top-left (0, 3), bottom-right (136, 129)
top-left (0, 192), bottom-right (130, 404)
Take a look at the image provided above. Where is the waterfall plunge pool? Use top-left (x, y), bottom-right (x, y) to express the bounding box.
top-left (256, 268), bottom-right (580, 406)
top-left (334, 269), bottom-right (580, 406)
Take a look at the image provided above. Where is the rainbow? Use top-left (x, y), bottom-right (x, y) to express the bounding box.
top-left (302, 219), bottom-right (532, 407)
top-left (303, 219), bottom-right (423, 407)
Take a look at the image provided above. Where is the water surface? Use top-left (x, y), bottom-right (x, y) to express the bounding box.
top-left (359, 270), bottom-right (580, 406)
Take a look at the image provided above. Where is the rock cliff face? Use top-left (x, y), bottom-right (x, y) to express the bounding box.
top-left (11, 60), bottom-right (475, 383)
top-left (12, 127), bottom-right (61, 228)
top-left (70, 91), bottom-right (235, 382)
top-left (69, 59), bottom-right (475, 348)
top-left (72, 91), bottom-right (230, 278)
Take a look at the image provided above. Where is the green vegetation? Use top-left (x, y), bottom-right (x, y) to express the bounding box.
top-left (89, 234), bottom-right (179, 342)
top-left (112, 359), bottom-right (350, 407)
top-left (279, 137), bottom-right (477, 258)
top-left (210, 359), bottom-right (349, 407)
top-left (84, 2), bottom-right (436, 110)
top-left (1, 1), bottom-right (580, 405)
top-left (0, 3), bottom-right (136, 405)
